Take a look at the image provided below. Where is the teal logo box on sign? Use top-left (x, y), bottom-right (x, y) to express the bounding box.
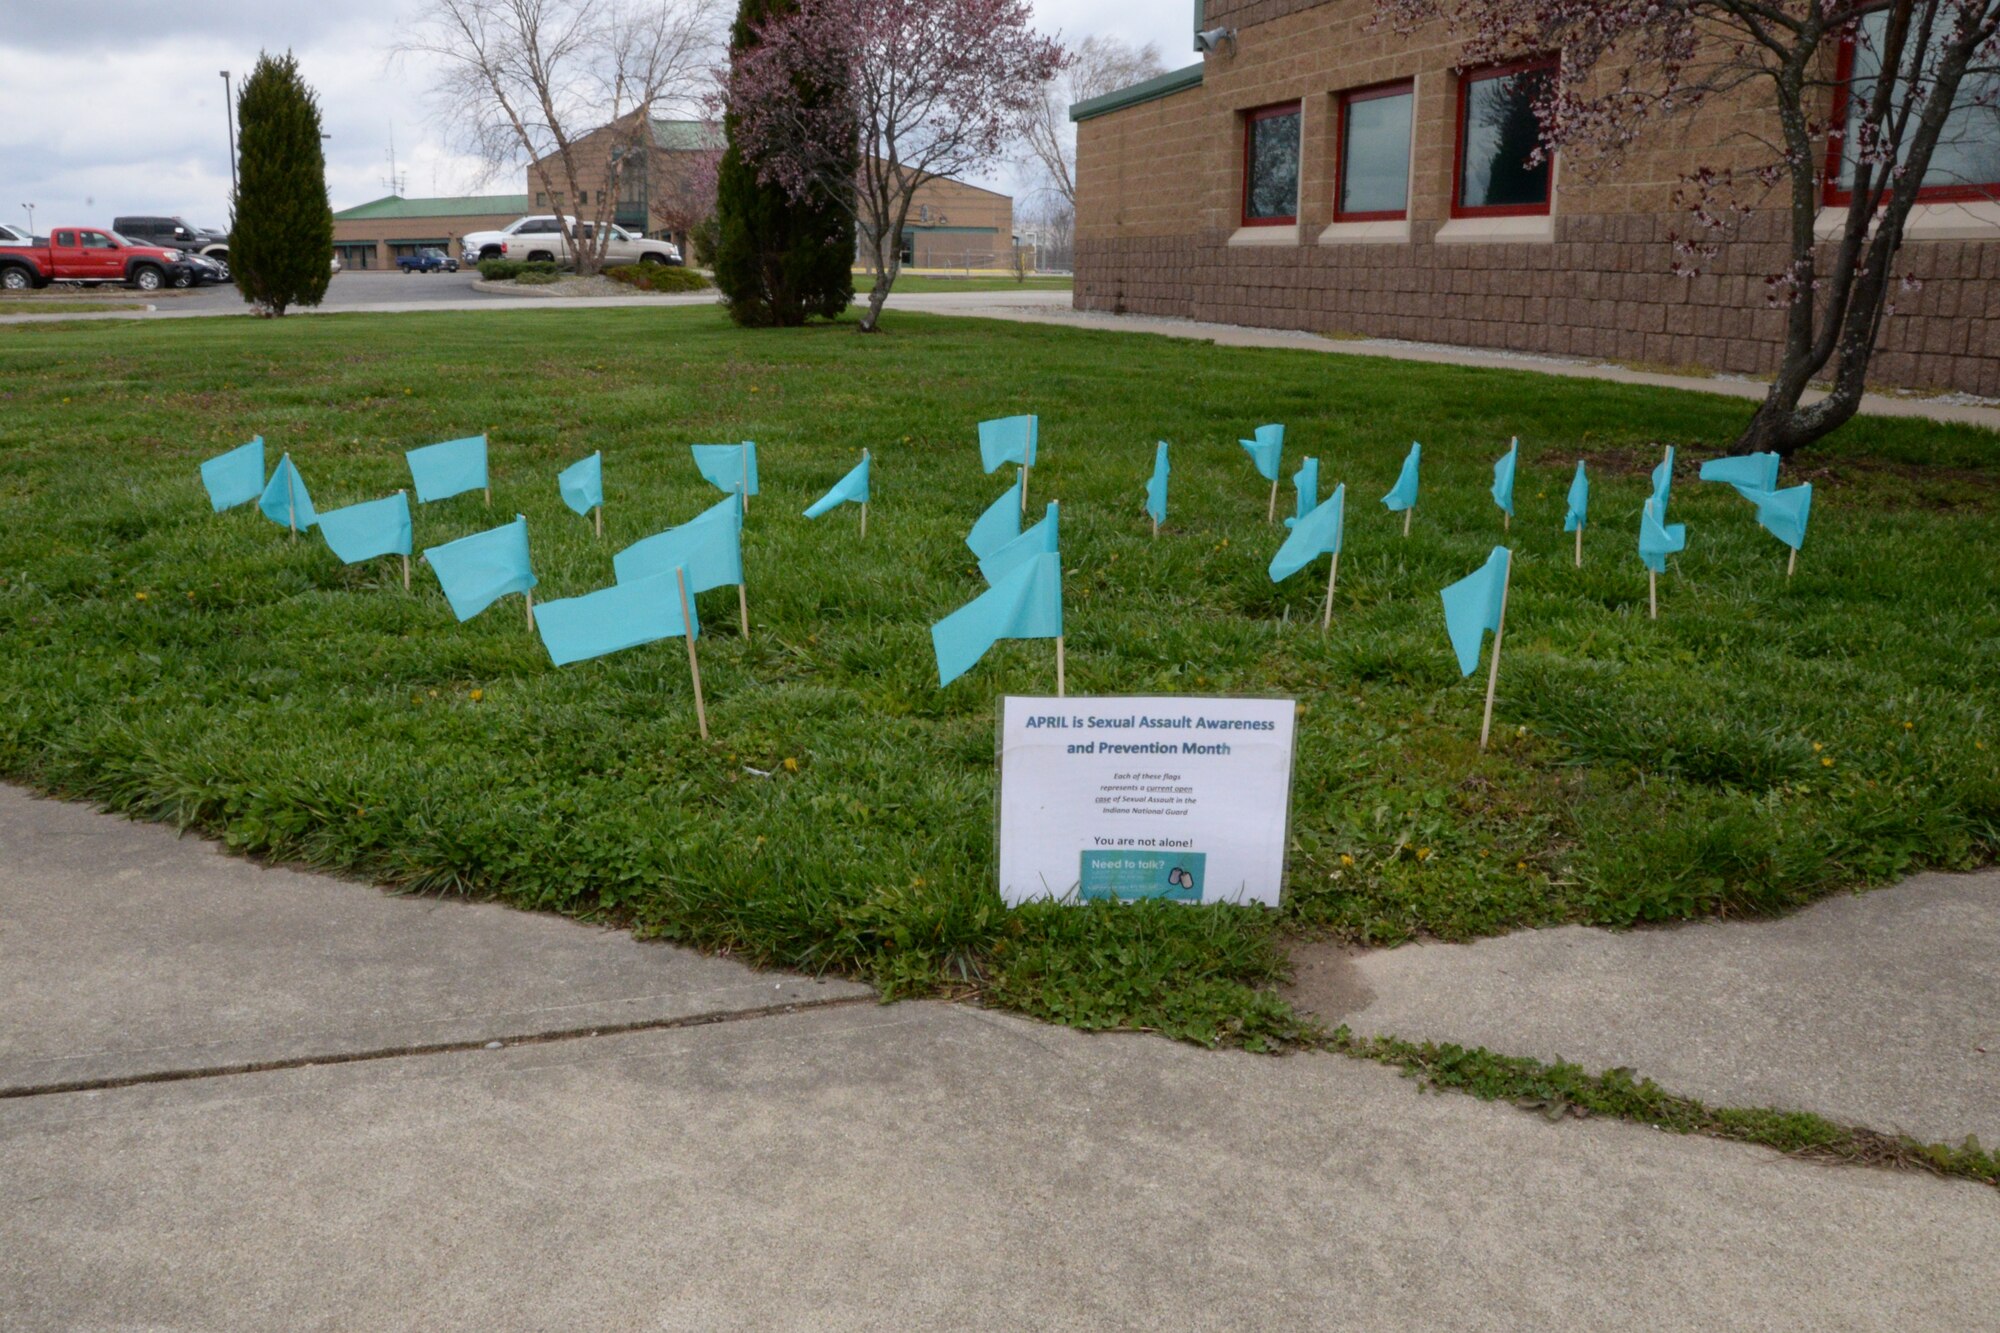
top-left (1078, 851), bottom-right (1206, 903)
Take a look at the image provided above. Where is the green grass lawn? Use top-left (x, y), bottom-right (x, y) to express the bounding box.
top-left (1, 306), bottom-right (1995, 1048)
top-left (861, 274), bottom-right (1073, 295)
top-left (0, 301), bottom-right (151, 316)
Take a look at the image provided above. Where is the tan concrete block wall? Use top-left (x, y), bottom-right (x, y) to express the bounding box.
top-left (332, 213), bottom-right (525, 270)
top-left (1076, 0), bottom-right (2000, 397)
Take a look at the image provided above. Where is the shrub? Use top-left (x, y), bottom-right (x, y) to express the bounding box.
top-left (477, 259), bottom-right (564, 283)
top-left (513, 269), bottom-right (561, 286)
top-left (605, 264), bottom-right (711, 293)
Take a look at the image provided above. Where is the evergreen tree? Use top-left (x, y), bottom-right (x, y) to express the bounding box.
top-left (230, 52), bottom-right (334, 316)
top-left (714, 0), bottom-right (855, 327)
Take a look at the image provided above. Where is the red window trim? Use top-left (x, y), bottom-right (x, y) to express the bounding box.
top-left (1334, 79), bottom-right (1416, 223)
top-left (1451, 56), bottom-right (1559, 219)
top-left (1823, 27), bottom-right (1998, 207)
top-left (1241, 101), bottom-right (1304, 228)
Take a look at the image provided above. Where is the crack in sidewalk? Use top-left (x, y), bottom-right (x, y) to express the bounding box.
top-left (0, 993), bottom-right (879, 1102)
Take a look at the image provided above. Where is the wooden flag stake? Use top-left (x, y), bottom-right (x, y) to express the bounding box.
top-left (860, 449), bottom-right (870, 540)
top-left (1403, 508), bottom-right (1413, 538)
top-left (524, 589), bottom-right (535, 631)
top-left (1321, 552), bottom-right (1340, 632)
top-left (285, 458), bottom-right (297, 541)
top-left (1268, 476), bottom-right (1279, 524)
top-left (594, 504), bottom-right (603, 540)
top-left (1056, 636), bottom-right (1066, 698)
top-left (485, 428), bottom-right (493, 507)
top-left (1504, 512), bottom-right (1511, 533)
top-left (738, 583), bottom-right (751, 640)
top-left (1649, 570), bottom-right (1659, 621)
top-left (1787, 547), bottom-right (1797, 579)
top-left (675, 566), bottom-right (709, 740)
top-left (740, 450), bottom-right (750, 516)
top-left (1575, 524), bottom-right (1584, 569)
top-left (1478, 550), bottom-right (1513, 752)
top-left (398, 491), bottom-right (411, 590)
top-left (1021, 462), bottom-right (1031, 516)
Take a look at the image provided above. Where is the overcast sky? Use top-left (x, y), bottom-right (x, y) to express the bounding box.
top-left (0, 1), bottom-right (1192, 235)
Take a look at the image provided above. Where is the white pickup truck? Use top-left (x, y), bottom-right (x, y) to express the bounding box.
top-left (460, 216), bottom-right (682, 267)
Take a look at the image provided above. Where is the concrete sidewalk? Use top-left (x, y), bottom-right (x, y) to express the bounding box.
top-left (1293, 871), bottom-right (2000, 1148)
top-left (4, 789), bottom-right (1998, 1328)
top-left (0, 788), bottom-right (868, 1093)
top-left (894, 291), bottom-right (2000, 433)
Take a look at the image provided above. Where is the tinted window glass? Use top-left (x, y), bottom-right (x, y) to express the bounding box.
top-left (1839, 13), bottom-right (2000, 192)
top-left (1459, 65), bottom-right (1555, 210)
top-left (1245, 106), bottom-right (1302, 222)
top-left (1340, 88), bottom-right (1414, 216)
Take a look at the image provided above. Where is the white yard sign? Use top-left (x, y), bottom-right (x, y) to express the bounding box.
top-left (996, 696), bottom-right (1298, 907)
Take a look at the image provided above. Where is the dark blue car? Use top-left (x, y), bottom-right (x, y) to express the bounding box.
top-left (396, 248), bottom-right (459, 274)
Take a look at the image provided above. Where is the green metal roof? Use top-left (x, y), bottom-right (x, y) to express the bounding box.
top-left (333, 194), bottom-right (532, 221)
top-left (649, 119), bottom-right (725, 152)
top-left (1070, 62), bottom-right (1205, 123)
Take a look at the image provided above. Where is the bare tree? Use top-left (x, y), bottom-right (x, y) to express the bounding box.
top-left (1379, 0), bottom-right (2000, 457)
top-left (1018, 36), bottom-right (1166, 211)
top-left (1021, 194), bottom-right (1075, 272)
top-left (400, 0), bottom-right (721, 275)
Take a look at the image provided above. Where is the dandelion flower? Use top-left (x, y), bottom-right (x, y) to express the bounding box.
top-left (783, 757), bottom-right (800, 773)
top-left (1416, 847), bottom-right (1432, 861)
top-left (134, 592), bottom-right (147, 601)
top-left (469, 689), bottom-right (484, 702)
top-left (1821, 757), bottom-right (1834, 768)
top-left (1339, 853), bottom-right (1355, 867)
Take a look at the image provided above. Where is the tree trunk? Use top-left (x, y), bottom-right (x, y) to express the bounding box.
top-left (859, 248), bottom-right (895, 332)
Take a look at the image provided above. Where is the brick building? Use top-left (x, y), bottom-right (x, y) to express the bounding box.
top-left (526, 117), bottom-right (1016, 269)
top-left (332, 195), bottom-right (530, 271)
top-left (1072, 1), bottom-right (2000, 396)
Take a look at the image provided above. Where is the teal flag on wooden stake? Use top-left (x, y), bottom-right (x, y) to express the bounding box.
top-left (1441, 546), bottom-right (1511, 676)
top-left (406, 434), bottom-right (489, 503)
top-left (200, 437), bottom-right (265, 512)
top-left (932, 551), bottom-right (1063, 687)
top-left (318, 493), bottom-right (412, 564)
top-left (558, 452), bottom-right (603, 516)
top-left (1382, 443), bottom-right (1422, 512)
top-left (536, 571), bottom-right (699, 667)
top-left (424, 515), bottom-right (537, 621)
top-left (258, 453), bottom-right (318, 530)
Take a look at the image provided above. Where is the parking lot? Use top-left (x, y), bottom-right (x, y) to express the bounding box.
top-left (156, 267), bottom-right (506, 312)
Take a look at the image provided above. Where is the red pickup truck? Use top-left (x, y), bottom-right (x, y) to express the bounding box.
top-left (0, 226), bottom-right (195, 292)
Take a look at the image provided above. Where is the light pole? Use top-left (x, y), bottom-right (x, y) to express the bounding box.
top-left (20, 204), bottom-right (33, 235)
top-left (220, 70), bottom-right (237, 202)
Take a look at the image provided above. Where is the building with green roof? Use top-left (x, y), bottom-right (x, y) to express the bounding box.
top-left (330, 194), bottom-right (533, 271)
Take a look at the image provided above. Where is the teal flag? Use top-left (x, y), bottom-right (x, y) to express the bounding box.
top-left (1239, 424), bottom-right (1284, 482)
top-left (692, 442), bottom-right (759, 497)
top-left (978, 415), bottom-right (1038, 473)
top-left (558, 452), bottom-right (603, 516)
top-left (318, 493), bottom-right (412, 564)
top-left (1492, 438), bottom-right (1518, 518)
top-left (1639, 498), bottom-right (1687, 574)
top-left (259, 453), bottom-right (318, 531)
top-left (1144, 442), bottom-right (1169, 526)
top-left (1382, 442), bottom-right (1421, 512)
top-left (424, 515), bottom-right (537, 621)
top-left (614, 494), bottom-right (743, 594)
top-left (406, 434), bottom-right (489, 503)
top-left (200, 437), bottom-right (265, 512)
top-left (1651, 447), bottom-right (1676, 513)
top-left (1441, 546), bottom-right (1511, 676)
top-left (1699, 452), bottom-right (1781, 501)
top-left (1285, 456), bottom-right (1319, 528)
top-left (1753, 482), bottom-right (1813, 550)
top-left (932, 550), bottom-right (1063, 687)
top-left (1563, 461), bottom-right (1590, 532)
top-left (979, 501), bottom-right (1058, 585)
top-left (966, 478), bottom-right (1023, 557)
top-left (1269, 484), bottom-right (1345, 582)
top-left (804, 454), bottom-right (870, 519)
top-left (535, 571), bottom-right (699, 667)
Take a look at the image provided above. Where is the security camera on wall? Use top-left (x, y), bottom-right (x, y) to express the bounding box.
top-left (1194, 26), bottom-right (1236, 56)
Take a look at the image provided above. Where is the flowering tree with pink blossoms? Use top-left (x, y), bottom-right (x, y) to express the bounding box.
top-left (723, 0), bottom-right (1064, 331)
top-left (1379, 0), bottom-right (2000, 456)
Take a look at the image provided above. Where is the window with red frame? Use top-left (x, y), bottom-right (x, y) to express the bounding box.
top-left (1242, 102), bottom-right (1303, 226)
top-left (1826, 13), bottom-right (2000, 205)
top-left (1454, 58), bottom-right (1557, 217)
top-left (1335, 81), bottom-right (1415, 221)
